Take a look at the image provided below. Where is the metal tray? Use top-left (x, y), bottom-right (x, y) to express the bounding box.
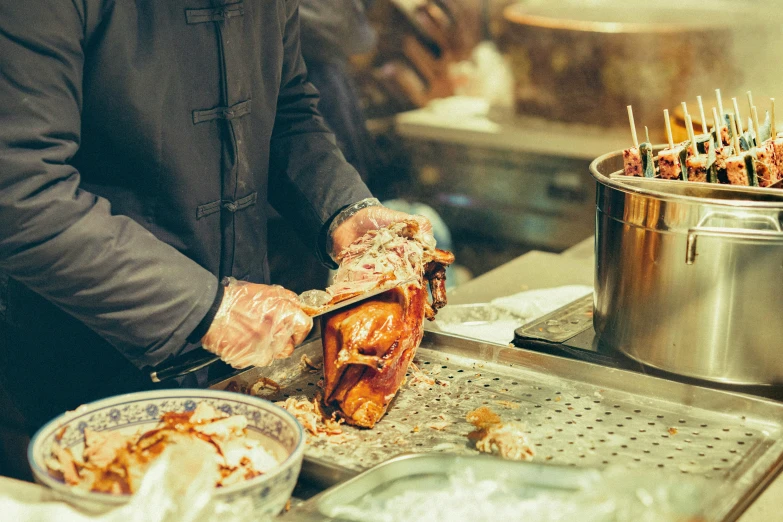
top-left (209, 331), bottom-right (783, 520)
top-left (282, 453), bottom-right (719, 521)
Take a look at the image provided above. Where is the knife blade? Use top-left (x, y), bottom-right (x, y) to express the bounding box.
top-left (149, 278), bottom-right (416, 383)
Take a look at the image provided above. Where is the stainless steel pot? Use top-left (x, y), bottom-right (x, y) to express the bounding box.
top-left (590, 150), bottom-right (783, 385)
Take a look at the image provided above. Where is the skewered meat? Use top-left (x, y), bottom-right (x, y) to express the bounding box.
top-left (754, 141), bottom-right (778, 187)
top-left (322, 220), bottom-right (454, 428)
top-left (657, 146), bottom-right (684, 180)
top-left (685, 153), bottom-right (709, 183)
top-left (712, 145), bottom-right (732, 184)
top-left (623, 147), bottom-right (643, 177)
top-left (773, 136), bottom-right (783, 175)
top-left (726, 154), bottom-right (752, 186)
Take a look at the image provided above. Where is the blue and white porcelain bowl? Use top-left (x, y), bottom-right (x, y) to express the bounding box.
top-left (28, 389), bottom-right (304, 518)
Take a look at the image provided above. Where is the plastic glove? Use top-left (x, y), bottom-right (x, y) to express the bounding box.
top-left (330, 202), bottom-right (434, 262)
top-left (201, 278), bottom-right (312, 369)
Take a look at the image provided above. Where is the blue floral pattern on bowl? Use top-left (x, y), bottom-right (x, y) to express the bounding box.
top-left (28, 389), bottom-right (304, 519)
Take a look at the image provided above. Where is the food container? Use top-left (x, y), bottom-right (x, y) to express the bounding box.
top-left (28, 389), bottom-right (305, 518)
top-left (285, 453), bottom-right (718, 521)
top-left (590, 149), bottom-right (783, 385)
top-left (497, 1), bottom-right (758, 131)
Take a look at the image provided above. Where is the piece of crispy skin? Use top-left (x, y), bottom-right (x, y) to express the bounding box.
top-left (322, 282), bottom-right (426, 428)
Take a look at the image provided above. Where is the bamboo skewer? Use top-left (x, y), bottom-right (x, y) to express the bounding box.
top-left (746, 91), bottom-right (755, 119)
top-left (716, 89), bottom-right (725, 119)
top-left (712, 107), bottom-right (722, 147)
top-left (627, 105), bottom-right (639, 148)
top-left (729, 113), bottom-right (741, 153)
top-left (664, 109), bottom-right (675, 149)
top-left (686, 114), bottom-right (698, 156)
top-left (697, 96), bottom-right (708, 134)
top-left (733, 97), bottom-right (744, 134)
top-left (771, 98), bottom-right (777, 138)
top-left (752, 106), bottom-right (762, 147)
top-left (645, 126), bottom-right (651, 145)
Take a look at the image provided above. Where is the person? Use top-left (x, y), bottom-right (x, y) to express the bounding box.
top-left (299, 0), bottom-right (378, 182)
top-left (0, 0), bottom-right (433, 444)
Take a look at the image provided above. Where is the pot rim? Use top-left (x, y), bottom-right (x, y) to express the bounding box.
top-left (590, 148), bottom-right (783, 210)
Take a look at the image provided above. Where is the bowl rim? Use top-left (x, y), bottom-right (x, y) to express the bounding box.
top-left (28, 388), bottom-right (305, 503)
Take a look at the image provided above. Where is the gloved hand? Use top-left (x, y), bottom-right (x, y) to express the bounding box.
top-left (329, 201), bottom-right (434, 261)
top-left (201, 278), bottom-right (313, 369)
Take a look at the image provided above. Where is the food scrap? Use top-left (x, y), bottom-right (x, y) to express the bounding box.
top-left (276, 395), bottom-right (357, 444)
top-left (466, 406), bottom-right (534, 462)
top-left (299, 354), bottom-right (321, 373)
top-left (429, 421), bottom-right (450, 431)
top-left (668, 427), bottom-right (678, 436)
top-left (45, 403), bottom-right (279, 494)
top-left (249, 376), bottom-right (282, 396)
top-left (408, 362), bottom-right (436, 388)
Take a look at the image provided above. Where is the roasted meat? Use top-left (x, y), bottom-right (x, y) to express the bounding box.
top-left (321, 220), bottom-right (454, 428)
top-left (622, 147), bottom-right (643, 177)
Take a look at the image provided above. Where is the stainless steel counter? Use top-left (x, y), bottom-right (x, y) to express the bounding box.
top-left (442, 237), bottom-right (781, 522)
top-left (1, 237), bottom-right (779, 519)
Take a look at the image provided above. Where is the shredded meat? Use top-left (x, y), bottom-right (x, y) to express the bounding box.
top-left (276, 394), bottom-right (357, 444)
top-left (321, 220), bottom-right (454, 428)
top-left (466, 406), bottom-right (535, 461)
top-left (46, 403), bottom-right (279, 494)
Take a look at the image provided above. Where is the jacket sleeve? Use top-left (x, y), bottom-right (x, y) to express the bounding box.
top-left (268, 0), bottom-right (374, 264)
top-left (0, 2), bottom-right (219, 368)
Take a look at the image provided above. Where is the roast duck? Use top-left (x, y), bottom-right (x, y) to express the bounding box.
top-left (321, 220), bottom-right (454, 428)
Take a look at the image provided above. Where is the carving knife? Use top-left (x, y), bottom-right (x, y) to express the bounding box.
top-left (149, 279), bottom-right (415, 383)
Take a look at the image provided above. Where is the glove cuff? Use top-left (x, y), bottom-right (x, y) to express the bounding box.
top-left (186, 281), bottom-right (226, 344)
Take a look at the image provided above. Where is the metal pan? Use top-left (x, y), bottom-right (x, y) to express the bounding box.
top-left (211, 331), bottom-right (783, 520)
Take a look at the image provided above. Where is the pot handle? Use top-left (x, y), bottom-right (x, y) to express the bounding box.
top-left (686, 212), bottom-right (783, 265)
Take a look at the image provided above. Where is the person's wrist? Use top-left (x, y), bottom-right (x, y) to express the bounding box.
top-left (326, 197), bottom-right (381, 261)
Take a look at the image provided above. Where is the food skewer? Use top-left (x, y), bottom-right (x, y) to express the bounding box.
top-left (697, 96), bottom-right (708, 134)
top-left (732, 97), bottom-right (744, 134)
top-left (730, 113), bottom-right (741, 153)
top-left (683, 100), bottom-right (712, 153)
top-left (622, 105), bottom-right (643, 176)
top-left (752, 106), bottom-right (762, 148)
top-left (657, 109), bottom-right (684, 180)
top-left (747, 91), bottom-right (755, 121)
top-left (684, 113), bottom-right (708, 182)
top-left (686, 114), bottom-right (698, 156)
top-left (769, 98), bottom-right (783, 178)
top-left (664, 109), bottom-right (675, 149)
top-left (711, 106), bottom-right (731, 184)
top-left (716, 89), bottom-right (725, 119)
top-left (627, 105), bottom-right (639, 148)
top-left (751, 105), bottom-right (779, 187)
top-left (725, 113), bottom-right (755, 187)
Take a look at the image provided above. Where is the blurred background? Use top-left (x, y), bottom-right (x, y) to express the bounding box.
top-left (269, 0), bottom-right (783, 291)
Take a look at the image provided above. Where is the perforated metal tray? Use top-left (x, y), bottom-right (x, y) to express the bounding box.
top-left (210, 331), bottom-right (783, 520)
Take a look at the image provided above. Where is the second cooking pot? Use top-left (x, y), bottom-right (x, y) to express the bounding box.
top-left (590, 150), bottom-right (783, 385)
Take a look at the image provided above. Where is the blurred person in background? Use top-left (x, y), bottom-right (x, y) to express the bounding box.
top-left (269, 0), bottom-right (472, 292)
